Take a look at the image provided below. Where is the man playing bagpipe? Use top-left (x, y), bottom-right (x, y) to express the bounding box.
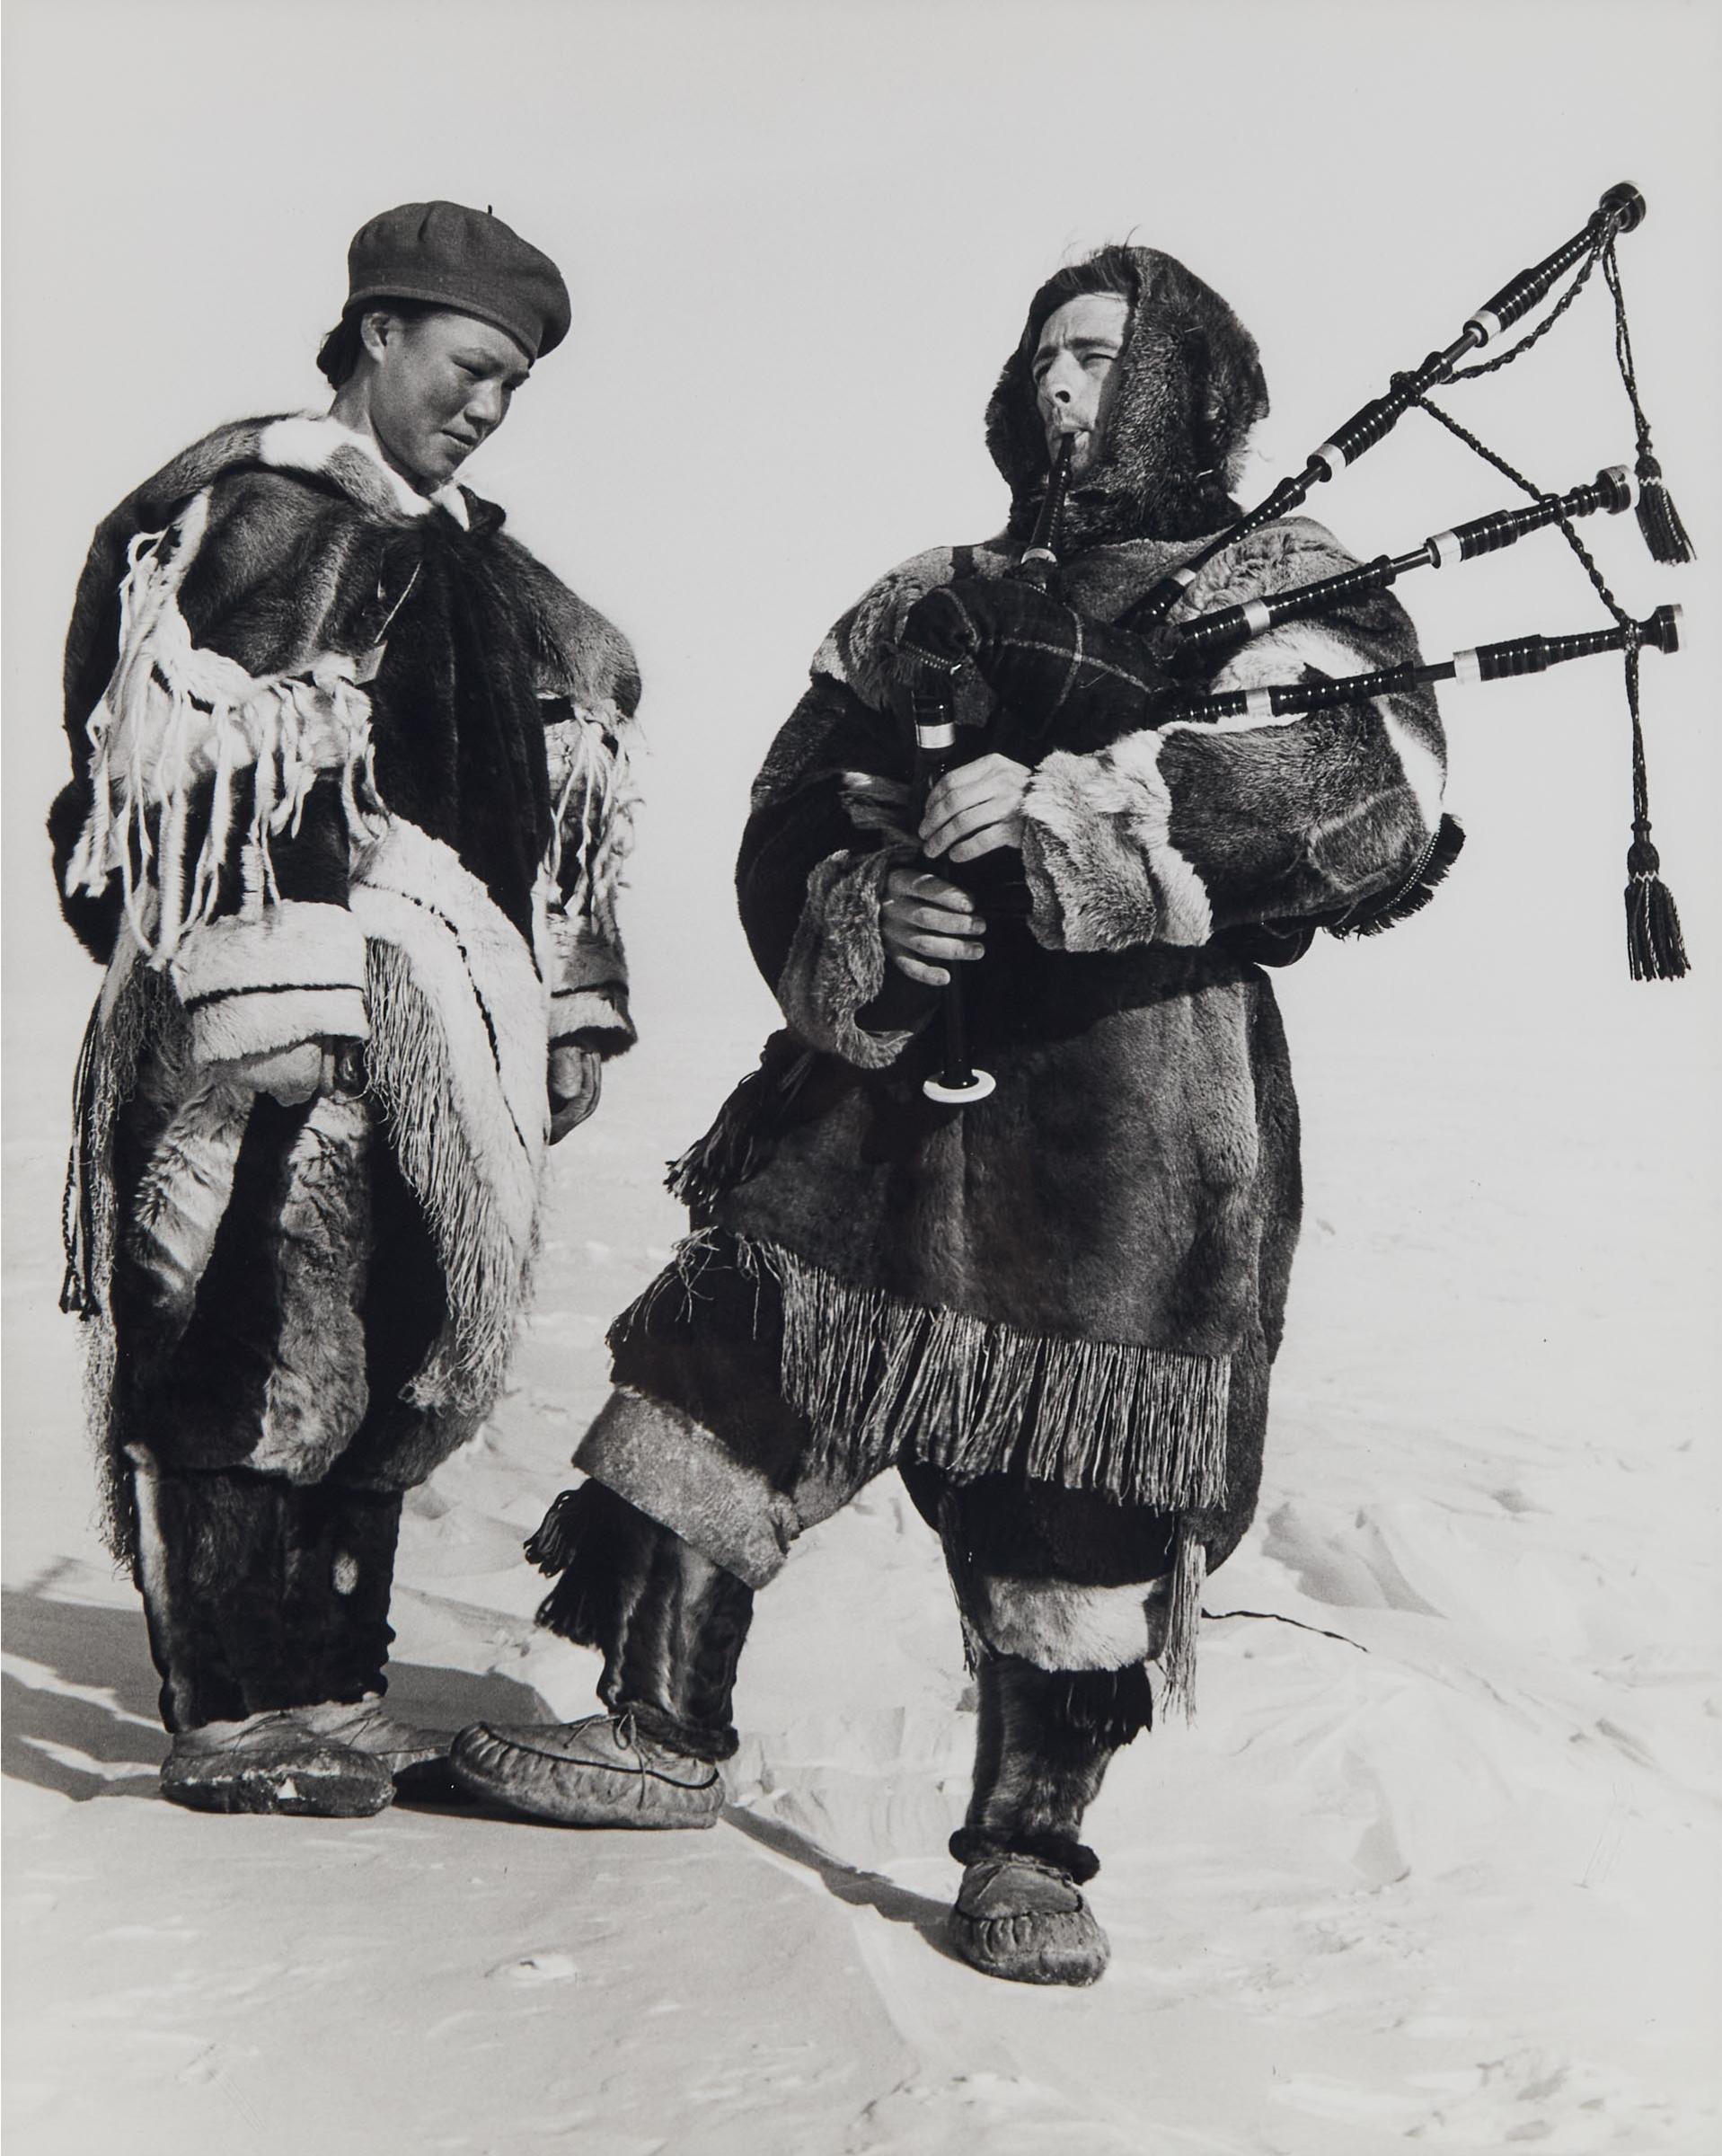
top-left (454, 243), bottom-right (1452, 1983)
top-left (52, 201), bottom-right (640, 1817)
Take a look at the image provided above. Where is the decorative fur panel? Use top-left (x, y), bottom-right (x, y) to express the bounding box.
top-left (1019, 517), bottom-right (1445, 955)
top-left (963, 1570), bottom-right (1170, 1673)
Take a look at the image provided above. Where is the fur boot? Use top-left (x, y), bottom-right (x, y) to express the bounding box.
top-left (134, 1467), bottom-right (449, 1809)
top-left (449, 1481), bottom-right (750, 1825)
top-left (133, 1469), bottom-right (404, 1726)
top-left (160, 1710), bottom-right (393, 1817)
top-left (948, 1655), bottom-right (1152, 1985)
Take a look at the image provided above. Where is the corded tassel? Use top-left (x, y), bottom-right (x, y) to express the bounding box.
top-left (1604, 242), bottom-right (1695, 568)
top-left (1620, 639), bottom-right (1691, 985)
top-left (1625, 831), bottom-right (1690, 983)
top-left (524, 1484), bottom-right (589, 1574)
top-left (664, 1043), bottom-right (816, 1213)
top-left (1633, 455), bottom-right (1696, 568)
top-left (1159, 1520), bottom-right (1206, 1721)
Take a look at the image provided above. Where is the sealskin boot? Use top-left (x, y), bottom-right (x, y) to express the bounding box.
top-left (450, 1482), bottom-right (750, 1826)
top-left (950, 1851), bottom-right (1110, 1985)
top-left (296, 1696), bottom-right (461, 1803)
top-left (946, 1655), bottom-right (1153, 1985)
top-left (451, 1710), bottom-right (723, 1826)
top-left (160, 1710), bottom-right (393, 1817)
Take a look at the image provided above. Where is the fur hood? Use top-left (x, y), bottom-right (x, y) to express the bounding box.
top-left (985, 246), bottom-right (1268, 550)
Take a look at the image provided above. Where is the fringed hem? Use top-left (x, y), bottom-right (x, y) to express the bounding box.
top-left (618, 1230), bottom-right (1231, 1513)
top-left (63, 950), bottom-right (159, 1563)
top-left (773, 1242), bottom-right (1229, 1508)
top-left (363, 941), bottom-right (534, 1422)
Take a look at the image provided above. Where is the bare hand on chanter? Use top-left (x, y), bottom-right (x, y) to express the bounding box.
top-left (881, 867), bottom-right (985, 988)
top-left (919, 753), bottom-right (1032, 866)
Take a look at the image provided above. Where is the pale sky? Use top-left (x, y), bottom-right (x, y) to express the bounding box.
top-left (6, 0), bottom-right (1719, 1080)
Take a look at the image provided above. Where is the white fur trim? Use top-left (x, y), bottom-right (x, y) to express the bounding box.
top-left (1378, 703), bottom-right (1445, 829)
top-left (171, 901), bottom-right (369, 1064)
top-left (551, 985), bottom-right (629, 1043)
top-left (128, 1075), bottom-right (252, 1320)
top-left (1102, 732), bottom-right (1214, 945)
top-left (259, 413), bottom-right (469, 525)
top-left (189, 986), bottom-right (370, 1067)
top-left (968, 1571), bottom-right (1170, 1671)
top-left (578, 1387), bottom-right (800, 1590)
top-left (1021, 733), bottom-right (1213, 951)
top-left (1202, 622), bottom-right (1444, 827)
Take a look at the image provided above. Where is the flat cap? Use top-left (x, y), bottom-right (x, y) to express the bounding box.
top-left (345, 199), bottom-right (571, 361)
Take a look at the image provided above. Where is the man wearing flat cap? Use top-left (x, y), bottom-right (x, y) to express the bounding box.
top-left (50, 200), bottom-right (640, 1816)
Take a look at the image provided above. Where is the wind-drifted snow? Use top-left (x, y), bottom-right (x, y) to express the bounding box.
top-left (4, 962), bottom-right (1718, 2152)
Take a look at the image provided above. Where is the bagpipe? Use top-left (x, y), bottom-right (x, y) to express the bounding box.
top-left (904, 183), bottom-right (1695, 1107)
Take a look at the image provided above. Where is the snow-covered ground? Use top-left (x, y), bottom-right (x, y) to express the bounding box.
top-left (6, 943), bottom-right (1718, 2153)
top-left (6, 11), bottom-right (1719, 2144)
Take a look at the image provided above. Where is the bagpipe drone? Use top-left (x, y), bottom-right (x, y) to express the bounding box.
top-left (902, 183), bottom-right (1695, 1106)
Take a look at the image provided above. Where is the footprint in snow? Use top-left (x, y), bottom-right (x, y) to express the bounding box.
top-left (489, 1952), bottom-right (578, 1984)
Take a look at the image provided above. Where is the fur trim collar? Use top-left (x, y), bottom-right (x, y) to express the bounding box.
top-left (120, 412), bottom-right (478, 532)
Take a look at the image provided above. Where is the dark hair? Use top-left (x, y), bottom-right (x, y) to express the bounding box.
top-left (1026, 247), bottom-right (1141, 327)
top-left (315, 296), bottom-right (439, 390)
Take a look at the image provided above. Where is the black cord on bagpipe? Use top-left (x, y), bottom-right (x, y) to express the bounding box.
top-left (1402, 393), bottom-right (1687, 978)
top-left (898, 182), bottom-right (1697, 1124)
top-left (1145, 182), bottom-right (1695, 985)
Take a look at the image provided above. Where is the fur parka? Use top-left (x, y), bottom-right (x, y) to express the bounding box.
top-left (572, 251), bottom-right (1450, 1701)
top-left (54, 414), bottom-right (640, 1554)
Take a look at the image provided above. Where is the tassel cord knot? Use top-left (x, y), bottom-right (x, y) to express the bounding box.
top-left (1604, 239), bottom-right (1696, 567)
top-left (1411, 395), bottom-right (1691, 983)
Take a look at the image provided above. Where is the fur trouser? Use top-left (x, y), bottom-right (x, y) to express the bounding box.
top-left (950, 1654), bottom-right (1152, 1883)
top-left (531, 1481), bottom-right (754, 1763)
top-left (109, 1065), bottom-right (449, 1493)
top-left (131, 1466), bottom-right (402, 1732)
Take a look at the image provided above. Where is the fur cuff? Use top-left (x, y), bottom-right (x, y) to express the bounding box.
top-left (949, 1826), bottom-right (1102, 1886)
top-left (966, 1571), bottom-right (1170, 1670)
top-left (1020, 733), bottom-right (1213, 953)
top-left (775, 850), bottom-right (915, 1069)
top-left (575, 1387), bottom-right (802, 1591)
top-left (551, 985), bottom-right (635, 1056)
top-left (169, 901), bottom-right (368, 1065)
top-left (547, 923), bottom-right (634, 1055)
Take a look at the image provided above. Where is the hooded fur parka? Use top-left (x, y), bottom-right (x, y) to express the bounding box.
top-left (566, 249), bottom-right (1450, 1698)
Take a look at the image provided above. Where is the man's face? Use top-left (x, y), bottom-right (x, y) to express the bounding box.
top-left (1031, 293), bottom-right (1129, 475)
top-left (362, 309), bottom-right (532, 490)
